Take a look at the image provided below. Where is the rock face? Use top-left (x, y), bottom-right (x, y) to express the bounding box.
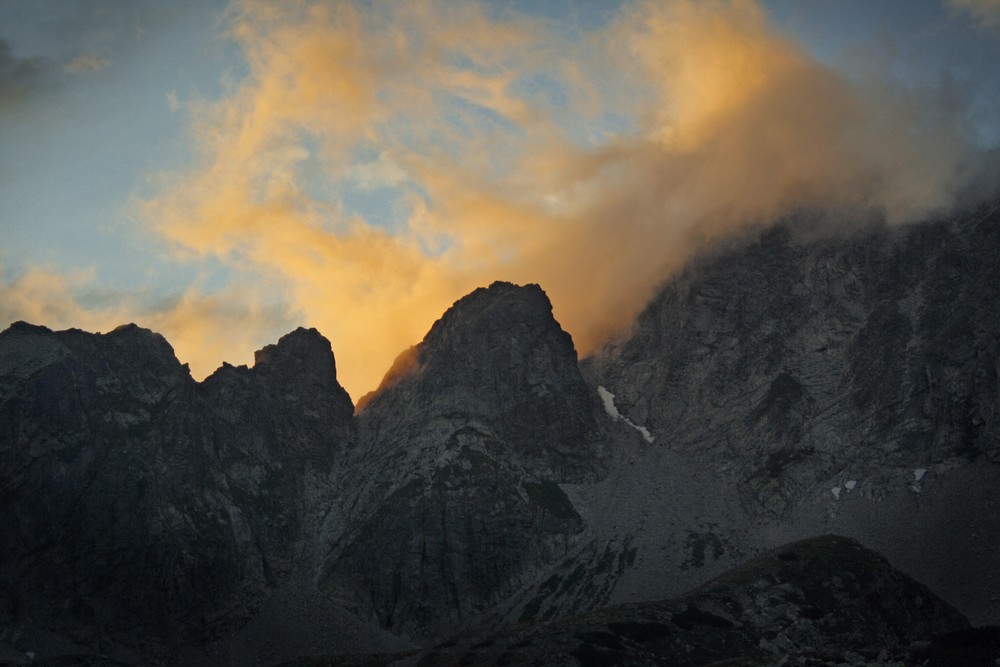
top-left (0, 324), bottom-right (353, 662)
top-left (587, 209), bottom-right (1000, 508)
top-left (582, 203), bottom-right (1000, 625)
top-left (2, 202), bottom-right (1000, 664)
top-left (358, 281), bottom-right (598, 477)
top-left (0, 283), bottom-right (605, 661)
top-left (321, 281), bottom-right (601, 638)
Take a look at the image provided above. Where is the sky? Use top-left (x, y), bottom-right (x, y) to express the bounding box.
top-left (1, 0), bottom-right (999, 400)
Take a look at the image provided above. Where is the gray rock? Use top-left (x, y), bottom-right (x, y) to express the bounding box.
top-left (320, 281), bottom-right (603, 639)
top-left (584, 204), bottom-right (1000, 625)
top-left (335, 536), bottom-right (968, 667)
top-left (4, 200), bottom-right (1000, 664)
top-left (0, 324), bottom-right (354, 662)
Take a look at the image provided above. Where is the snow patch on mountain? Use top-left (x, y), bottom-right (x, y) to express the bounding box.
top-left (597, 385), bottom-right (620, 419)
top-left (597, 386), bottom-right (654, 443)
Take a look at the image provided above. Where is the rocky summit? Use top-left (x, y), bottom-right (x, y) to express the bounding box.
top-left (2, 202), bottom-right (1000, 665)
top-left (321, 282), bottom-right (602, 640)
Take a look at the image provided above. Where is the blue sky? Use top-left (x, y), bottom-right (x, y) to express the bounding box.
top-left (1, 0), bottom-right (998, 398)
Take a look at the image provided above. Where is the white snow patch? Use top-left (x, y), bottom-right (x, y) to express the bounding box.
top-left (597, 386), bottom-right (621, 420)
top-left (596, 386), bottom-right (654, 443)
top-left (831, 487), bottom-right (842, 500)
top-left (913, 468), bottom-right (927, 482)
top-left (628, 421), bottom-right (655, 444)
top-left (844, 480), bottom-right (857, 491)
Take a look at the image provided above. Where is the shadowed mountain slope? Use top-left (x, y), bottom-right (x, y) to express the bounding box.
top-left (2, 201), bottom-right (1000, 664)
top-left (321, 282), bottom-right (603, 639)
top-left (0, 324), bottom-right (354, 663)
top-left (279, 536), bottom-right (971, 667)
top-left (580, 203), bottom-right (1000, 626)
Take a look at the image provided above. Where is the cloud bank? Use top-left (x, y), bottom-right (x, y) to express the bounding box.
top-left (3, 0), bottom-right (991, 398)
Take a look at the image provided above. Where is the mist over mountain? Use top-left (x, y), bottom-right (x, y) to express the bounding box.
top-left (2, 198), bottom-right (999, 665)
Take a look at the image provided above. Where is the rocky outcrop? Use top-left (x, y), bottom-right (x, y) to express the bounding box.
top-left (0, 283), bottom-right (607, 659)
top-left (320, 282), bottom-right (602, 639)
top-left (0, 324), bottom-right (353, 663)
top-left (583, 203), bottom-right (1000, 625)
top-left (359, 281), bottom-right (598, 477)
top-left (587, 206), bottom-right (1000, 511)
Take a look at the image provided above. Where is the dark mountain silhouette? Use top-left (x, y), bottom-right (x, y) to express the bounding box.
top-left (1, 200), bottom-right (999, 665)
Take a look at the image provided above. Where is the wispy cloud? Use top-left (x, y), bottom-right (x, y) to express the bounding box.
top-left (0, 264), bottom-right (297, 379)
top-left (133, 0), bottom-right (984, 396)
top-left (64, 52), bottom-right (111, 74)
top-left (6, 0), bottom-right (987, 398)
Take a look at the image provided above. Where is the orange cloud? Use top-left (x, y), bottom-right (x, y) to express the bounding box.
top-left (0, 265), bottom-right (296, 381)
top-left (118, 0), bottom-right (981, 399)
top-left (621, 0), bottom-right (802, 150)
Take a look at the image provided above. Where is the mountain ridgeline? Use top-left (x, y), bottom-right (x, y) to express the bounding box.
top-left (1, 201), bottom-right (999, 665)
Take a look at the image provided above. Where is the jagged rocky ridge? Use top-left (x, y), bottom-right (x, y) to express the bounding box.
top-left (1, 201), bottom-right (999, 665)
top-left (0, 325), bottom-right (357, 663)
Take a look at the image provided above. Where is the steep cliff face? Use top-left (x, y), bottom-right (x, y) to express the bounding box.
top-left (359, 281), bottom-right (598, 477)
top-left (0, 324), bottom-right (353, 662)
top-left (321, 281), bottom-right (602, 639)
top-left (583, 203), bottom-right (1000, 624)
top-left (588, 207), bottom-right (1000, 509)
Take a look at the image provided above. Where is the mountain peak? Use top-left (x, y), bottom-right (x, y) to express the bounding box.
top-left (421, 280), bottom-right (565, 356)
top-left (359, 281), bottom-right (568, 412)
top-left (2, 320), bottom-right (53, 336)
top-left (105, 322), bottom-right (179, 363)
top-left (360, 280), bottom-right (597, 474)
top-left (454, 280), bottom-right (550, 314)
top-left (246, 326), bottom-right (354, 417)
top-left (0, 320), bottom-right (187, 391)
top-left (254, 326), bottom-right (336, 376)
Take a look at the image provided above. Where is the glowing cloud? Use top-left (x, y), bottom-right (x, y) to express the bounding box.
top-left (8, 0), bottom-right (983, 400)
top-left (129, 0), bottom-right (983, 398)
top-left (0, 265), bottom-right (296, 380)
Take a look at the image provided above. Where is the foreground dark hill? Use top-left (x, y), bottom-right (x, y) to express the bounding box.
top-left (1, 200), bottom-right (999, 664)
top-left (289, 536), bottom-right (968, 666)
